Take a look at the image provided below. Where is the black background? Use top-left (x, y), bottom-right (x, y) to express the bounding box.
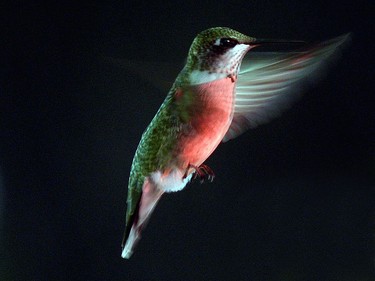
top-left (1, 1), bottom-right (374, 280)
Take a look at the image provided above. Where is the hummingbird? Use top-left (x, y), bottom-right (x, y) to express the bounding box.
top-left (121, 27), bottom-right (350, 259)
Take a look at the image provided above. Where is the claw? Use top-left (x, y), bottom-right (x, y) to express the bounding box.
top-left (183, 163), bottom-right (215, 183)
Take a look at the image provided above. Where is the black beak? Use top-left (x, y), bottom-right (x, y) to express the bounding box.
top-left (252, 38), bottom-right (306, 45)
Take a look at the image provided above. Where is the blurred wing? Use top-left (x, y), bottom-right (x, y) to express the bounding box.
top-left (223, 33), bottom-right (351, 142)
top-left (101, 56), bottom-right (181, 91)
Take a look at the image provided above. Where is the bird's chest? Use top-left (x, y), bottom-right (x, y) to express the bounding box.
top-left (174, 76), bottom-right (236, 166)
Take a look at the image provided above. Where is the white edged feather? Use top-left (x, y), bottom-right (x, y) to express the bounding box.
top-left (222, 33), bottom-right (351, 142)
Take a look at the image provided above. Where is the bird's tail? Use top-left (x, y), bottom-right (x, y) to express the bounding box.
top-left (121, 178), bottom-right (164, 259)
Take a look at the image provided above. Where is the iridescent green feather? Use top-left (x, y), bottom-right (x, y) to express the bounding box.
top-left (122, 27), bottom-right (254, 245)
top-left (123, 90), bottom-right (176, 243)
top-left (185, 27), bottom-right (254, 73)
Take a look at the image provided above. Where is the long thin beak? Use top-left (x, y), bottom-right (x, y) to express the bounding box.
top-left (251, 38), bottom-right (306, 45)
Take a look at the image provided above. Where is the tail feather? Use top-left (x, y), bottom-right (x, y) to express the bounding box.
top-left (121, 178), bottom-right (164, 259)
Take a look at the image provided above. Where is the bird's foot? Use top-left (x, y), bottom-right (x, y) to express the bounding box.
top-left (228, 74), bottom-right (236, 83)
top-left (183, 163), bottom-right (215, 183)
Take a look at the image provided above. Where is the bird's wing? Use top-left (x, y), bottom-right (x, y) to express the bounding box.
top-left (101, 56), bottom-right (181, 91)
top-left (222, 33), bottom-right (351, 142)
top-left (121, 176), bottom-right (164, 259)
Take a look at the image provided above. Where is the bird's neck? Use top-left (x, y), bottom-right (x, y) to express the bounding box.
top-left (187, 69), bottom-right (230, 85)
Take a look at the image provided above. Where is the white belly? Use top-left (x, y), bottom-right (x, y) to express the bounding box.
top-left (150, 169), bottom-right (192, 192)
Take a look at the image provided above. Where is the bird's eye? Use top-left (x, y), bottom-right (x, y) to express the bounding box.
top-left (211, 38), bottom-right (239, 54)
top-left (219, 38), bottom-right (238, 48)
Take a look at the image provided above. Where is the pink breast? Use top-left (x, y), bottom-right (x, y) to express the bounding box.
top-left (178, 76), bottom-right (236, 167)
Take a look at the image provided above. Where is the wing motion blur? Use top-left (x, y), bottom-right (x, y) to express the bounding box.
top-left (223, 33), bottom-right (351, 142)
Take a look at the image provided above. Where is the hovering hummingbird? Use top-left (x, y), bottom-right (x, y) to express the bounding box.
top-left (120, 27), bottom-right (349, 259)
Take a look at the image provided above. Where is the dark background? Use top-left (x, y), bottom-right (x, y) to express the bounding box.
top-left (1, 1), bottom-right (374, 280)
